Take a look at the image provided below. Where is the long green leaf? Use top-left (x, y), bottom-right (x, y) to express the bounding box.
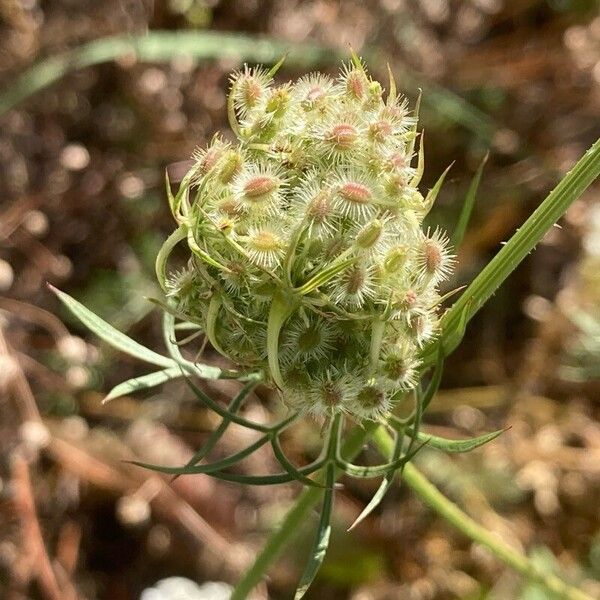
top-left (130, 434), bottom-right (270, 475)
top-left (103, 367), bottom-right (182, 403)
top-left (338, 439), bottom-right (426, 479)
top-left (423, 163), bottom-right (453, 214)
top-left (427, 137), bottom-right (600, 363)
top-left (155, 224), bottom-right (187, 292)
top-left (230, 422), bottom-right (378, 600)
top-left (199, 460), bottom-right (325, 486)
top-left (408, 428), bottom-right (505, 453)
top-left (49, 284), bottom-right (175, 368)
top-left (451, 153), bottom-right (488, 248)
top-left (271, 434), bottom-right (325, 489)
top-left (348, 430), bottom-right (404, 531)
top-left (185, 377), bottom-right (272, 433)
top-left (294, 463), bottom-right (335, 599)
top-left (180, 380), bottom-right (258, 474)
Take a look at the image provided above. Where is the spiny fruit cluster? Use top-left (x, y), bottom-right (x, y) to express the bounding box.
top-left (166, 55), bottom-right (454, 420)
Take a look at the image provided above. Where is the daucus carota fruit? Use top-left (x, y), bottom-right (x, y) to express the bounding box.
top-left (165, 55), bottom-right (454, 419)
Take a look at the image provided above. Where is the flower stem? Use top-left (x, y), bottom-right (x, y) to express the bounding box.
top-left (230, 422), bottom-right (378, 600)
top-left (373, 427), bottom-right (595, 600)
top-left (233, 423), bottom-right (594, 600)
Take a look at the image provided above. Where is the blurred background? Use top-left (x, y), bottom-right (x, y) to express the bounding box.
top-left (1, 1), bottom-right (599, 599)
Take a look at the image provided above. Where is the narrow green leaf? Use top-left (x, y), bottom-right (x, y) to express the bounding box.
top-left (386, 63), bottom-right (396, 105)
top-left (179, 380), bottom-right (258, 475)
top-left (198, 460), bottom-right (325, 486)
top-left (410, 131), bottom-right (425, 186)
top-left (230, 422), bottom-right (379, 600)
top-left (187, 228), bottom-right (231, 272)
top-left (204, 294), bottom-right (231, 359)
top-left (296, 256), bottom-right (355, 295)
top-left (406, 89), bottom-right (421, 159)
top-left (348, 430), bottom-right (404, 531)
top-left (271, 434), bottom-right (325, 488)
top-left (427, 137), bottom-right (600, 364)
top-left (185, 377), bottom-right (271, 433)
top-left (165, 170), bottom-right (177, 218)
top-left (209, 472), bottom-right (298, 485)
top-left (409, 428), bottom-right (505, 453)
top-left (266, 53), bottom-right (288, 78)
top-left (161, 312), bottom-right (231, 380)
top-left (451, 153), bottom-right (488, 248)
top-left (103, 367), bottom-right (182, 403)
top-left (294, 463), bottom-right (335, 599)
top-left (338, 439), bottom-right (426, 479)
top-left (227, 76), bottom-right (241, 137)
top-left (129, 434), bottom-right (270, 475)
top-left (266, 293), bottom-right (298, 389)
top-left (422, 347), bottom-right (444, 411)
top-left (155, 224), bottom-right (187, 292)
top-left (49, 285), bottom-right (175, 369)
top-left (423, 163), bottom-right (453, 215)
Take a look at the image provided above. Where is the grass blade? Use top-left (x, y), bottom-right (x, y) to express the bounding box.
top-left (0, 31), bottom-right (336, 117)
top-left (49, 284), bottom-right (175, 369)
top-left (451, 153), bottom-right (488, 248)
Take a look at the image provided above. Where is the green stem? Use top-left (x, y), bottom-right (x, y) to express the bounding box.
top-left (230, 422), bottom-right (378, 600)
top-left (373, 428), bottom-right (594, 600)
top-left (429, 137), bottom-right (600, 363)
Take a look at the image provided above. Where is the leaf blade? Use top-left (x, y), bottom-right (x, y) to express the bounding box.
top-left (451, 153), bottom-right (488, 248)
top-left (409, 428), bottom-right (505, 453)
top-left (103, 367), bottom-right (183, 403)
top-left (49, 285), bottom-right (175, 369)
top-left (294, 463), bottom-right (335, 599)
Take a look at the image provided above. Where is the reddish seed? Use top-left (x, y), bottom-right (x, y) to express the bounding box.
top-left (200, 147), bottom-right (223, 174)
top-left (370, 120), bottom-right (392, 141)
top-left (328, 124), bottom-right (357, 148)
top-left (218, 197), bottom-right (241, 216)
top-left (389, 152), bottom-right (407, 170)
top-left (244, 175), bottom-right (279, 199)
top-left (346, 71), bottom-right (366, 99)
top-left (339, 182), bottom-right (372, 204)
top-left (424, 240), bottom-right (442, 273)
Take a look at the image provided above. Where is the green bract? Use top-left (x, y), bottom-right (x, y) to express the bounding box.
top-left (164, 56), bottom-right (454, 419)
